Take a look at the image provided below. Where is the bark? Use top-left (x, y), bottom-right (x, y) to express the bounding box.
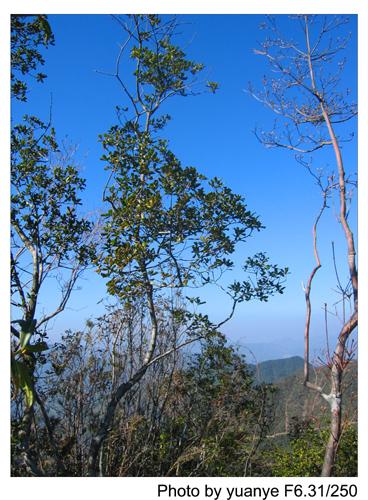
top-left (321, 369), bottom-right (342, 476)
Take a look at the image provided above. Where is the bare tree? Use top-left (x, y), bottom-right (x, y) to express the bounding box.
top-left (250, 14), bottom-right (357, 476)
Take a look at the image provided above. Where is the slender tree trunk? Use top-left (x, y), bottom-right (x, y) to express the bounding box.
top-left (303, 16), bottom-right (358, 477)
top-left (321, 364), bottom-right (342, 476)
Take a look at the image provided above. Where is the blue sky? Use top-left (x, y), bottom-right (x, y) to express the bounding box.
top-left (12, 14), bottom-right (358, 360)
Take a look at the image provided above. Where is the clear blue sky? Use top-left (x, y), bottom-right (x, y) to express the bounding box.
top-left (13, 14), bottom-right (358, 360)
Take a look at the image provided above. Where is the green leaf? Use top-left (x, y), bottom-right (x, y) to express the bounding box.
top-left (19, 331), bottom-right (32, 350)
top-left (11, 359), bottom-right (34, 407)
top-left (11, 358), bottom-right (21, 394)
top-left (206, 81), bottom-right (219, 93)
top-left (39, 17), bottom-right (52, 42)
top-left (23, 382), bottom-right (34, 408)
top-left (25, 341), bottom-right (49, 353)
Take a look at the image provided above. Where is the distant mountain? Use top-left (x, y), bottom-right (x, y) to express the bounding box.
top-left (248, 355), bottom-right (306, 384)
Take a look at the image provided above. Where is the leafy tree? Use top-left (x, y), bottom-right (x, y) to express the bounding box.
top-left (11, 15), bottom-right (95, 476)
top-left (11, 118), bottom-right (95, 399)
top-left (250, 15), bottom-right (357, 476)
top-left (87, 14), bottom-right (288, 475)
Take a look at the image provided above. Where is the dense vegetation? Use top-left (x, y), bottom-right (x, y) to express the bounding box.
top-left (11, 318), bottom-right (357, 476)
top-left (10, 14), bottom-right (357, 477)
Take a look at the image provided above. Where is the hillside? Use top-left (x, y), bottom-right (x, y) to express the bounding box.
top-left (244, 355), bottom-right (357, 435)
top-left (270, 360), bottom-right (357, 435)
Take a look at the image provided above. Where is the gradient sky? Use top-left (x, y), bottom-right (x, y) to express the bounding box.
top-left (12, 14), bottom-right (358, 360)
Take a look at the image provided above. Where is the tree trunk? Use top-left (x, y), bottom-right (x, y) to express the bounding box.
top-left (304, 16), bottom-right (358, 476)
top-left (321, 364), bottom-right (342, 476)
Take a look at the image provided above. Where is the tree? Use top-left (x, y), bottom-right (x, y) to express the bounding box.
top-left (11, 15), bottom-right (95, 476)
top-left (87, 14), bottom-right (288, 475)
top-left (250, 15), bottom-right (357, 476)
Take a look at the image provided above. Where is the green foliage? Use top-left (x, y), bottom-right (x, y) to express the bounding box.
top-left (90, 18), bottom-right (288, 473)
top-left (99, 15), bottom-right (287, 310)
top-left (100, 123), bottom-right (275, 299)
top-left (130, 36), bottom-right (203, 99)
top-left (11, 15), bottom-right (54, 101)
top-left (269, 420), bottom-right (357, 477)
top-left (11, 116), bottom-right (93, 266)
top-left (11, 327), bottom-right (49, 408)
top-left (149, 337), bottom-right (276, 476)
top-left (10, 14), bottom-right (357, 478)
top-left (333, 424), bottom-right (358, 476)
top-left (100, 127), bottom-right (288, 311)
top-left (11, 115), bottom-right (94, 408)
top-left (126, 14), bottom-right (206, 105)
top-left (206, 81), bottom-right (219, 93)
